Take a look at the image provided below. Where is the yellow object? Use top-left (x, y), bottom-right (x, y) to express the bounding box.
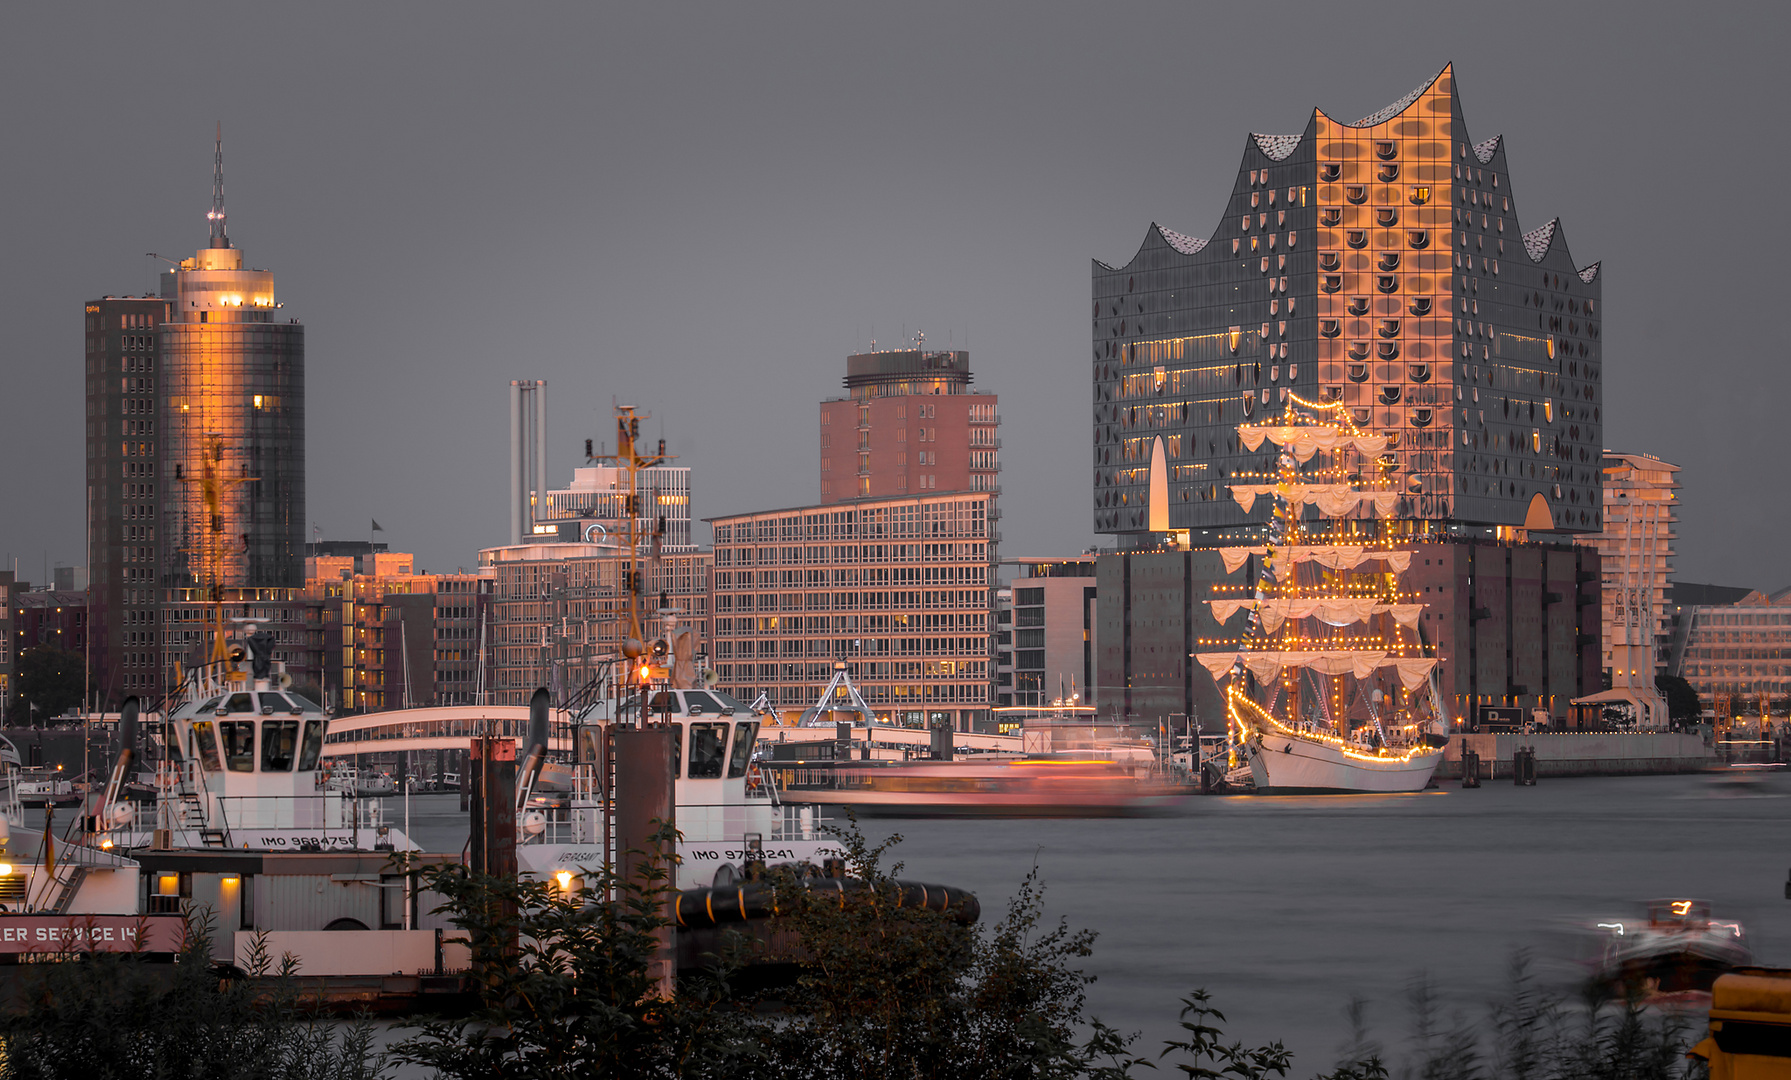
top-left (1688, 968), bottom-right (1791, 1079)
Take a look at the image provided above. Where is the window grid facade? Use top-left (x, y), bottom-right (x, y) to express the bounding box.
top-left (708, 494), bottom-right (997, 731)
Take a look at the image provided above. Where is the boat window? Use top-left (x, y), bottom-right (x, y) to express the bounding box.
top-left (687, 723), bottom-right (727, 780)
top-left (708, 691), bottom-right (743, 715)
top-left (726, 721), bottom-right (759, 778)
top-left (191, 721), bottom-right (223, 772)
top-left (198, 697), bottom-right (222, 714)
top-left (671, 723), bottom-right (684, 774)
top-left (220, 721), bottom-right (256, 772)
top-left (224, 693), bottom-right (254, 714)
top-left (286, 692), bottom-right (320, 712)
top-left (682, 691), bottom-right (721, 716)
top-left (646, 692), bottom-right (677, 719)
top-left (296, 721), bottom-right (325, 771)
top-left (261, 720), bottom-right (299, 772)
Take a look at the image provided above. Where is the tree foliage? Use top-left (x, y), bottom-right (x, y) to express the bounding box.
top-left (0, 913), bottom-right (387, 1080)
top-left (1653, 675), bottom-right (1702, 724)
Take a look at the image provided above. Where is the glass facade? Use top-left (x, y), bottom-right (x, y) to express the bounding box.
top-left (161, 315), bottom-right (306, 594)
top-left (1093, 64), bottom-right (1604, 545)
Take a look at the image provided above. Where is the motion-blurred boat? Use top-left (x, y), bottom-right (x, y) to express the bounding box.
top-left (767, 755), bottom-right (1193, 817)
top-left (1591, 899), bottom-right (1751, 1004)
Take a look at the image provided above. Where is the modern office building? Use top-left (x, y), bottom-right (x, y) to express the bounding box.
top-left (1576, 453), bottom-right (1678, 681)
top-left (819, 349), bottom-right (999, 502)
top-left (305, 553), bottom-right (491, 712)
top-left (993, 558), bottom-right (1097, 710)
top-left (534, 465), bottom-right (695, 552)
top-left (1092, 64), bottom-right (1603, 545)
top-left (85, 294), bottom-right (175, 701)
top-left (1088, 65), bottom-right (1610, 728)
top-left (708, 492), bottom-right (997, 730)
top-left (82, 132), bottom-right (306, 706)
top-left (1671, 588), bottom-right (1791, 718)
top-left (478, 540), bottom-right (711, 707)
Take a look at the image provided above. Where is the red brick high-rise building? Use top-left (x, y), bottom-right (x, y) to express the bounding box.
top-left (818, 349), bottom-right (999, 502)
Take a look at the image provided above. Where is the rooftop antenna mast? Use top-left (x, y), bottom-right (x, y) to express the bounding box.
top-left (207, 122), bottom-right (230, 249)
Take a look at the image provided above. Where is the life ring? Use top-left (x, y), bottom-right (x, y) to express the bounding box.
top-left (745, 763), bottom-right (762, 790)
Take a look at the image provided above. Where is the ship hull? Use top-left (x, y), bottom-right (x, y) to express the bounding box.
top-left (1247, 734), bottom-right (1443, 794)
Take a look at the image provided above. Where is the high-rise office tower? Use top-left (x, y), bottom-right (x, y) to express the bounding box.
top-left (86, 294), bottom-right (175, 699)
top-left (1092, 64), bottom-right (1603, 546)
top-left (158, 132), bottom-right (307, 684)
top-left (819, 348), bottom-right (999, 502)
top-left (82, 131), bottom-right (308, 705)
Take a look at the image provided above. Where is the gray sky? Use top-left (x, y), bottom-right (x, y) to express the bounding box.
top-left (1, 2), bottom-right (1783, 588)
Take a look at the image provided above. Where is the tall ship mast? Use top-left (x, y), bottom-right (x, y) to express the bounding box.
top-left (1195, 396), bottom-right (1447, 793)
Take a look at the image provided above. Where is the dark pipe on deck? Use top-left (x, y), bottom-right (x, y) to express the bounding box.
top-left (515, 688), bottom-right (552, 811)
top-left (674, 875), bottom-right (979, 929)
top-left (99, 696), bottom-right (140, 830)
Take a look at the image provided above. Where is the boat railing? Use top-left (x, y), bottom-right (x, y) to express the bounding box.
top-left (212, 794), bottom-right (384, 832)
top-left (524, 800), bottom-right (830, 848)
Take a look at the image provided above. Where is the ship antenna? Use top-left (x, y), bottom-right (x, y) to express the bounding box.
top-left (207, 122), bottom-right (230, 249)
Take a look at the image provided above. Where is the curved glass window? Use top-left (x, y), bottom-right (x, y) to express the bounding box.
top-left (1376, 275), bottom-right (1399, 294)
top-left (1318, 252), bottom-right (1340, 272)
top-left (1377, 342), bottom-right (1400, 360)
top-left (1379, 387), bottom-right (1402, 405)
top-left (1345, 186), bottom-right (1367, 204)
top-left (1319, 163), bottom-right (1341, 182)
top-left (1347, 230), bottom-right (1367, 249)
top-left (727, 721), bottom-right (759, 779)
top-left (688, 723), bottom-right (727, 779)
top-left (1408, 364), bottom-right (1431, 383)
top-left (1408, 297), bottom-right (1432, 316)
top-left (1407, 230), bottom-right (1429, 249)
top-left (1378, 164), bottom-right (1399, 183)
top-left (1378, 253), bottom-right (1401, 272)
top-left (1375, 141), bottom-right (1396, 161)
top-left (1411, 409), bottom-right (1434, 427)
top-left (1348, 364), bottom-right (1370, 383)
top-left (1347, 297), bottom-right (1370, 317)
top-left (297, 721), bottom-right (325, 771)
top-left (220, 721), bottom-right (255, 772)
top-left (1348, 342), bottom-right (1370, 360)
top-left (1376, 208), bottom-right (1398, 227)
top-left (1320, 320), bottom-right (1341, 338)
top-left (192, 721), bottom-right (222, 772)
top-left (261, 720), bottom-right (299, 772)
top-left (1379, 319), bottom-right (1401, 338)
top-left (1321, 275), bottom-right (1342, 294)
top-left (1319, 207), bottom-right (1342, 227)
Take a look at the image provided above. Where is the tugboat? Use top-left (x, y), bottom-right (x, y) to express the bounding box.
top-left (1591, 899), bottom-right (1752, 1004)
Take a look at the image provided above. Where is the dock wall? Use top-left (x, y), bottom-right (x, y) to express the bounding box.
top-left (1435, 732), bottom-right (1709, 780)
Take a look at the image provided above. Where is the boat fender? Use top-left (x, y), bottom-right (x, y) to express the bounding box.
top-left (673, 877), bottom-right (979, 929)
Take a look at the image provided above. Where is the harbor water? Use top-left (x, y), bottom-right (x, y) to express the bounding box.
top-left (241, 772), bottom-right (1791, 1067)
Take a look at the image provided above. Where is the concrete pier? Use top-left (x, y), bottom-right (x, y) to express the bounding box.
top-left (1436, 732), bottom-right (1709, 780)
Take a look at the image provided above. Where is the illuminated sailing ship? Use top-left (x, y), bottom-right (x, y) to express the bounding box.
top-left (1195, 397), bottom-right (1447, 793)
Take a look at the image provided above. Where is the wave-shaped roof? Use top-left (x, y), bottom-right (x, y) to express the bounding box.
top-left (1251, 133), bottom-right (1302, 161)
top-left (1352, 75), bottom-right (1432, 127)
top-left (1157, 225), bottom-right (1208, 255)
top-left (1577, 262), bottom-right (1601, 284)
top-left (1473, 135), bottom-right (1502, 163)
top-left (1522, 219), bottom-right (1558, 261)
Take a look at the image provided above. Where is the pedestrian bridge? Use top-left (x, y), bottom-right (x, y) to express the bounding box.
top-left (320, 705), bottom-right (1025, 760)
top-left (321, 705), bottom-right (575, 758)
